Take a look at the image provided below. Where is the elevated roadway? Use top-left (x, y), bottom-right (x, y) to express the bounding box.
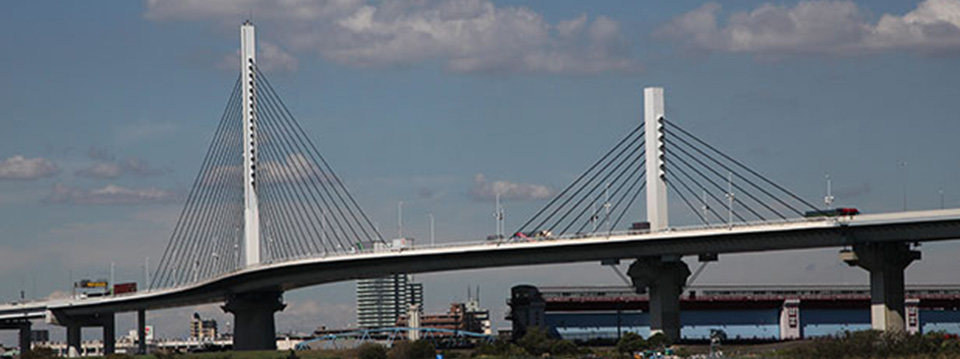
top-left (1, 208), bottom-right (959, 352)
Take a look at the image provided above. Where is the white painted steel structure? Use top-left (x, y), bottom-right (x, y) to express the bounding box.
top-left (241, 21), bottom-right (261, 267)
top-left (644, 87), bottom-right (668, 232)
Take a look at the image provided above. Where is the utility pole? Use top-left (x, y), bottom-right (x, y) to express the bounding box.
top-left (824, 173), bottom-right (834, 209)
top-left (495, 193), bottom-right (504, 239)
top-left (940, 188), bottom-right (945, 209)
top-left (144, 257), bottom-right (150, 290)
top-left (428, 213), bottom-right (435, 246)
top-left (398, 201), bottom-right (404, 238)
top-left (726, 172), bottom-right (735, 228)
top-left (899, 161), bottom-right (908, 211)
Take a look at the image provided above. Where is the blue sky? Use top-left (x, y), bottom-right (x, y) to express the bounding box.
top-left (2, 0), bottom-right (960, 341)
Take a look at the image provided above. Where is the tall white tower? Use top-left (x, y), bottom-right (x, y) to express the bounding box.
top-left (644, 87), bottom-right (668, 232)
top-left (241, 21), bottom-right (261, 267)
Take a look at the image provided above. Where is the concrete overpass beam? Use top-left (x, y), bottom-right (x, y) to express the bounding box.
top-left (222, 291), bottom-right (285, 350)
top-left (628, 256), bottom-right (690, 342)
top-left (842, 242), bottom-right (920, 332)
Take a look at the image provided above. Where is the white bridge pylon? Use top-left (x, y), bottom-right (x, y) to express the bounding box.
top-left (644, 87), bottom-right (668, 232)
top-left (241, 20), bottom-right (261, 267)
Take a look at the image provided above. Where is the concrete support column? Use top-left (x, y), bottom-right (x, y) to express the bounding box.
top-left (779, 299), bottom-right (802, 340)
top-left (842, 242), bottom-right (920, 332)
top-left (1, 320), bottom-right (33, 354)
top-left (66, 324), bottom-right (81, 358)
top-left (906, 298), bottom-right (921, 334)
top-left (102, 313), bottom-right (115, 355)
top-left (628, 256), bottom-right (690, 342)
top-left (137, 309), bottom-right (147, 354)
top-left (19, 321), bottom-right (32, 354)
top-left (222, 290), bottom-right (285, 350)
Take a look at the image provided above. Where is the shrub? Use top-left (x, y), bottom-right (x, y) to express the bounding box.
top-left (20, 347), bottom-right (57, 359)
top-left (615, 332), bottom-right (648, 355)
top-left (388, 340), bottom-right (436, 359)
top-left (645, 333), bottom-right (671, 349)
top-left (356, 343), bottom-right (388, 359)
top-left (517, 327), bottom-right (554, 356)
top-left (473, 340), bottom-right (528, 358)
top-left (549, 340), bottom-right (578, 356)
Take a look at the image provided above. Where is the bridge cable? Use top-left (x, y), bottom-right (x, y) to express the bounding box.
top-left (255, 73), bottom-right (365, 253)
top-left (662, 140), bottom-right (766, 221)
top-left (663, 171), bottom-right (709, 225)
top-left (255, 69), bottom-right (377, 250)
top-left (156, 78), bottom-right (241, 287)
top-left (153, 77), bottom-right (243, 288)
top-left (662, 159), bottom-right (726, 223)
top-left (256, 66), bottom-right (385, 245)
top-left (256, 91), bottom-right (333, 258)
top-left (513, 124), bottom-right (643, 236)
top-left (255, 82), bottom-right (357, 255)
top-left (178, 96), bottom-right (246, 283)
top-left (662, 119), bottom-right (822, 214)
top-left (256, 90), bottom-right (346, 257)
top-left (555, 140), bottom-right (645, 235)
top-left (664, 132), bottom-right (790, 220)
top-left (661, 145), bottom-right (749, 222)
top-left (544, 136), bottom-right (644, 235)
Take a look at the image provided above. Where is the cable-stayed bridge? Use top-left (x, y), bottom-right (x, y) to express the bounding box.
top-left (3, 21), bottom-right (960, 355)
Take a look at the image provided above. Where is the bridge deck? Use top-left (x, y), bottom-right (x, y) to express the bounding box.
top-left (3, 208), bottom-right (960, 320)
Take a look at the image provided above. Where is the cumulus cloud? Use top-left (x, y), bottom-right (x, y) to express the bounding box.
top-left (469, 173), bottom-right (551, 201)
top-left (43, 184), bottom-right (180, 205)
top-left (145, 0), bottom-right (638, 73)
top-left (218, 41), bottom-right (299, 72)
top-left (75, 147), bottom-right (170, 179)
top-left (0, 155), bottom-right (60, 180)
top-left (115, 120), bottom-right (179, 143)
top-left (659, 0), bottom-right (960, 57)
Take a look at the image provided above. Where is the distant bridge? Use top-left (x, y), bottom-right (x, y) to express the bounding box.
top-left (2, 20), bottom-right (959, 356)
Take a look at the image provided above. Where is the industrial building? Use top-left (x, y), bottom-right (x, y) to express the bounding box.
top-left (508, 284), bottom-right (960, 342)
top-left (189, 313), bottom-right (218, 341)
top-left (396, 288), bottom-right (491, 335)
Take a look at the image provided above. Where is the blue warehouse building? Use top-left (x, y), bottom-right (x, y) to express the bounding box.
top-left (508, 285), bottom-right (960, 342)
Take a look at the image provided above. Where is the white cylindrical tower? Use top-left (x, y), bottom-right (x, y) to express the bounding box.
top-left (644, 87), bottom-right (668, 232)
top-left (241, 21), bottom-right (261, 267)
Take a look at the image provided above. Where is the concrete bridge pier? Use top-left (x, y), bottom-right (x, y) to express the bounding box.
top-left (137, 309), bottom-right (147, 354)
top-left (53, 312), bottom-right (116, 357)
top-left (0, 319), bottom-right (32, 354)
top-left (628, 256), bottom-right (690, 342)
top-left (222, 291), bottom-right (286, 350)
top-left (842, 242), bottom-right (921, 332)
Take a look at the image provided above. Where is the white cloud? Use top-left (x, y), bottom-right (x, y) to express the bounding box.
top-left (75, 162), bottom-right (124, 179)
top-left (76, 148), bottom-right (170, 179)
top-left (469, 173), bottom-right (551, 201)
top-left (115, 120), bottom-right (179, 143)
top-left (43, 184), bottom-right (180, 205)
top-left (0, 155), bottom-right (60, 180)
top-left (145, 0), bottom-right (639, 73)
top-left (660, 0), bottom-right (960, 57)
top-left (218, 41), bottom-right (299, 73)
